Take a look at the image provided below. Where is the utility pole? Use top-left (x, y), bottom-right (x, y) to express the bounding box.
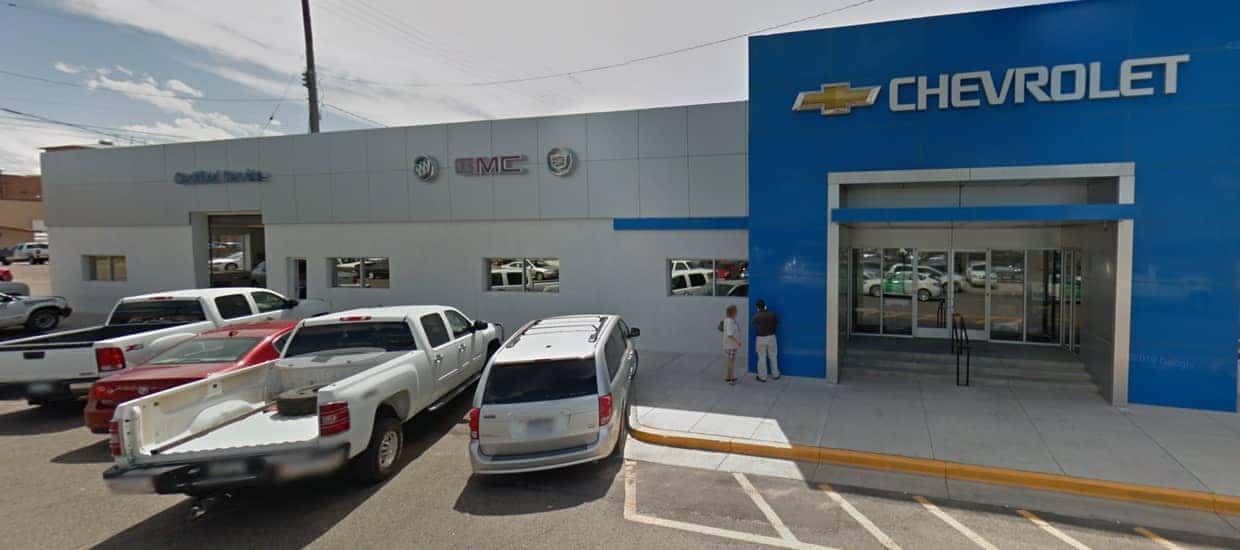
top-left (300, 0), bottom-right (321, 133)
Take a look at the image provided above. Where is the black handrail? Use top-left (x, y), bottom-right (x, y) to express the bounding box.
top-left (951, 312), bottom-right (971, 386)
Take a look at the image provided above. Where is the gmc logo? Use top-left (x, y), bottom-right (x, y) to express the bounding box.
top-left (454, 155), bottom-right (527, 176)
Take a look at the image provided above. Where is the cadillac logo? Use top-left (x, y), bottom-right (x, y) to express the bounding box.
top-left (546, 147), bottom-right (575, 177)
top-left (412, 155), bottom-right (439, 182)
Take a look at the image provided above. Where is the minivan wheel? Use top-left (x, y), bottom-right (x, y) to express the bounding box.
top-left (353, 415), bottom-right (403, 484)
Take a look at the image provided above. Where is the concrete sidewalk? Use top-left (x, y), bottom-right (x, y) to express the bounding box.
top-left (628, 351), bottom-right (1240, 509)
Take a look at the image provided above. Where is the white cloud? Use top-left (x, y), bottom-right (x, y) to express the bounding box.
top-left (0, 122), bottom-right (99, 174)
top-left (84, 69), bottom-right (276, 139)
top-left (164, 79), bottom-right (204, 98)
top-left (53, 61), bottom-right (85, 74)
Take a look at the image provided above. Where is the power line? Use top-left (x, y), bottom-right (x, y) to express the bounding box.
top-left (0, 108), bottom-right (195, 141)
top-left (0, 68), bottom-right (290, 103)
top-left (323, 103), bottom-right (386, 127)
top-left (321, 0), bottom-right (879, 89)
top-left (263, 62), bottom-right (303, 132)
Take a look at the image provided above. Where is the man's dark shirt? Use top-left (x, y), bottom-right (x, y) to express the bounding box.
top-left (753, 310), bottom-right (777, 337)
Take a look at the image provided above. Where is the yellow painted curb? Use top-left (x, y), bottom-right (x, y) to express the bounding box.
top-left (628, 422), bottom-right (1240, 518)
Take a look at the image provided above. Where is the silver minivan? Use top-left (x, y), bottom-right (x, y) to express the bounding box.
top-left (469, 315), bottom-right (639, 474)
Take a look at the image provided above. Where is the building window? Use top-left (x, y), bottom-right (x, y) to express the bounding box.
top-left (669, 259), bottom-right (747, 297)
top-left (486, 257), bottom-right (559, 293)
top-left (85, 255), bottom-right (127, 281)
top-left (329, 257), bottom-right (390, 288)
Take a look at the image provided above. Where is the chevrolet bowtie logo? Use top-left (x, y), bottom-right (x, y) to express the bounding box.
top-left (792, 82), bottom-right (881, 116)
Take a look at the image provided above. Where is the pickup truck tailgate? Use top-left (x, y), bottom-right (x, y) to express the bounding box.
top-left (0, 347), bottom-right (96, 385)
top-left (161, 409), bottom-right (319, 456)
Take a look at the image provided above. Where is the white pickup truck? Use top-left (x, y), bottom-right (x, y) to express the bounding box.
top-left (103, 305), bottom-right (502, 496)
top-left (0, 288), bottom-right (328, 404)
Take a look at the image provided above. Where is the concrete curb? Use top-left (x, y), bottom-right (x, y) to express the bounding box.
top-left (627, 415), bottom-right (1240, 517)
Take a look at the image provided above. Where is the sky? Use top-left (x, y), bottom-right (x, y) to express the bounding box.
top-left (0, 0), bottom-right (1063, 174)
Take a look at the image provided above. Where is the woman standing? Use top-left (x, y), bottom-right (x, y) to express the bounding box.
top-left (722, 304), bottom-right (742, 384)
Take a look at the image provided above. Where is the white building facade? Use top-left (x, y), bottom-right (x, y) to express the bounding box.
top-left (40, 102), bottom-right (750, 358)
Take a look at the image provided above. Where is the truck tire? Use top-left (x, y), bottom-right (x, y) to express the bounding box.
top-left (352, 415), bottom-right (403, 484)
top-left (25, 308), bottom-right (60, 331)
top-left (275, 388), bottom-right (318, 416)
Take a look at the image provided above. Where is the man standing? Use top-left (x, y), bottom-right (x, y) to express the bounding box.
top-left (752, 299), bottom-right (780, 382)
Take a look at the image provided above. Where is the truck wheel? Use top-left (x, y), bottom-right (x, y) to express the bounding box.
top-left (275, 388), bottom-right (318, 416)
top-left (352, 415), bottom-right (403, 484)
top-left (25, 309), bottom-right (60, 331)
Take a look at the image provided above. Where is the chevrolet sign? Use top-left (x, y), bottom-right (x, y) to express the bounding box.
top-left (794, 54), bottom-right (1189, 115)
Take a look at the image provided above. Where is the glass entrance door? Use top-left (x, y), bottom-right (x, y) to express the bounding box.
top-left (952, 250), bottom-right (988, 340)
top-left (913, 250), bottom-right (950, 338)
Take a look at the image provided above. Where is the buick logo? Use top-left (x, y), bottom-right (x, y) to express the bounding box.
top-left (412, 155), bottom-right (439, 182)
top-left (546, 147), bottom-right (575, 177)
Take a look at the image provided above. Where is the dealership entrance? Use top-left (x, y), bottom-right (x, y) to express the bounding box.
top-left (847, 247), bottom-right (1081, 348)
top-left (823, 164), bottom-right (1135, 404)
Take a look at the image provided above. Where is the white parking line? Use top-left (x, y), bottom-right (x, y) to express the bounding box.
top-left (818, 484), bottom-right (903, 550)
top-left (914, 496), bottom-right (1000, 550)
top-left (1017, 509), bottom-right (1091, 550)
top-left (623, 461), bottom-right (837, 550)
top-left (1135, 527), bottom-right (1182, 550)
top-left (734, 472), bottom-right (800, 543)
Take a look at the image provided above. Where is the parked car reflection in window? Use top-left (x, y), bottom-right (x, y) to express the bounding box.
top-left (329, 257), bottom-right (391, 288)
top-left (487, 257), bottom-right (559, 293)
top-left (669, 259), bottom-right (747, 297)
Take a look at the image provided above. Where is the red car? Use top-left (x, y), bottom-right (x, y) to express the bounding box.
top-left (0, 266), bottom-right (11, 282)
top-left (84, 320), bottom-right (297, 433)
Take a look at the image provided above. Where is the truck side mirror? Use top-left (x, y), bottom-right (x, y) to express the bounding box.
top-left (284, 299), bottom-right (300, 309)
top-left (472, 320), bottom-right (489, 332)
top-left (628, 327), bottom-right (641, 338)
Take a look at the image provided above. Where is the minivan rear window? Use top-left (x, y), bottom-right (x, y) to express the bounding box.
top-left (482, 359), bottom-right (598, 404)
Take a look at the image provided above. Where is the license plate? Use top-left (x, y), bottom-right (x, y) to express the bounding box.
top-left (525, 418), bottom-right (554, 434)
top-left (207, 460), bottom-right (250, 477)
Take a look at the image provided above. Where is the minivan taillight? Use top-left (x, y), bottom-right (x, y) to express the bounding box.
top-left (108, 420), bottom-right (123, 456)
top-left (598, 394), bottom-right (614, 426)
top-left (318, 402), bottom-right (350, 436)
top-left (469, 407), bottom-right (480, 440)
top-left (96, 347), bottom-right (126, 373)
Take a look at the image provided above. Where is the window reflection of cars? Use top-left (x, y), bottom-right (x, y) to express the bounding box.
top-left (887, 263), bottom-right (965, 292)
top-left (503, 259), bottom-right (558, 280)
top-left (967, 262), bottom-right (989, 287)
top-left (670, 260), bottom-right (705, 272)
top-left (725, 282), bottom-right (748, 297)
top-left (489, 267), bottom-right (526, 291)
top-left (863, 272), bottom-right (942, 302)
top-left (715, 261), bottom-right (747, 280)
top-left (210, 252), bottom-right (244, 272)
top-left (671, 269), bottom-right (714, 296)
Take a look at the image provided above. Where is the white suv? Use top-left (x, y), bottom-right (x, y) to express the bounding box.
top-left (469, 314), bottom-right (639, 474)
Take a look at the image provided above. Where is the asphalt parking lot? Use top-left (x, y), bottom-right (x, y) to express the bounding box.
top-left (3, 386), bottom-right (1238, 549)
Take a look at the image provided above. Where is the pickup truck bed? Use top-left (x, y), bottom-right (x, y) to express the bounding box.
top-left (0, 323), bottom-right (184, 351)
top-left (161, 411), bottom-right (319, 456)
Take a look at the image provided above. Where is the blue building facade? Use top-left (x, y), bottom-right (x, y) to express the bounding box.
top-left (748, 0), bottom-right (1239, 411)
